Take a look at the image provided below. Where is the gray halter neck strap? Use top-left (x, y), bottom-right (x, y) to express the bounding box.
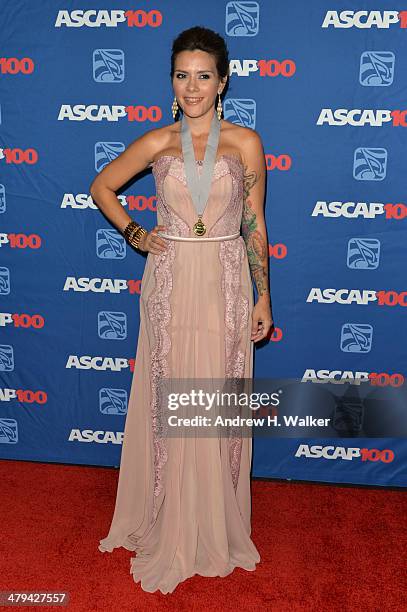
top-left (180, 111), bottom-right (221, 218)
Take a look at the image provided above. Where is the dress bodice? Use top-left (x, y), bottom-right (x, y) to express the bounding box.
top-left (152, 155), bottom-right (245, 238)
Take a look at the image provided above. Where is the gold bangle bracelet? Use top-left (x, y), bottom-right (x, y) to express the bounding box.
top-left (129, 227), bottom-right (147, 249)
top-left (123, 220), bottom-right (148, 250)
top-left (123, 220), bottom-right (142, 241)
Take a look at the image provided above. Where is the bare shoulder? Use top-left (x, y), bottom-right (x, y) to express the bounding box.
top-left (144, 121), bottom-right (180, 145)
top-left (138, 120), bottom-right (186, 165)
top-left (132, 122), bottom-right (175, 165)
top-left (221, 120), bottom-right (264, 165)
top-left (234, 124), bottom-right (264, 156)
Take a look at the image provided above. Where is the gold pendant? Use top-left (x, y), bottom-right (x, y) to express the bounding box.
top-left (193, 217), bottom-right (206, 236)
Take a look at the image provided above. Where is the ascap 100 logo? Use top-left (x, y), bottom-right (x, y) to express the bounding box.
top-left (55, 9), bottom-right (161, 28)
top-left (68, 429), bottom-right (124, 444)
top-left (307, 289), bottom-right (407, 308)
top-left (317, 109), bottom-right (407, 127)
top-left (0, 313), bottom-right (44, 328)
top-left (61, 192), bottom-right (156, 212)
top-left (322, 10), bottom-right (407, 29)
top-left (63, 277), bottom-right (141, 294)
top-left (301, 369), bottom-right (404, 387)
top-left (296, 445), bottom-right (395, 463)
top-left (312, 199), bottom-right (407, 220)
top-left (0, 388), bottom-right (47, 404)
top-left (66, 355), bottom-right (134, 371)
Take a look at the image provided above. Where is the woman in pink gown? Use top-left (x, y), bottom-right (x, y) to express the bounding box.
top-left (90, 26), bottom-right (273, 594)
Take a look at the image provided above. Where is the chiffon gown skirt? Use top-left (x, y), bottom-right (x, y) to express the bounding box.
top-left (98, 154), bottom-right (260, 594)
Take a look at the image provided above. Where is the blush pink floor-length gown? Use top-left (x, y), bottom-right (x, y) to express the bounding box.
top-left (98, 153), bottom-right (260, 594)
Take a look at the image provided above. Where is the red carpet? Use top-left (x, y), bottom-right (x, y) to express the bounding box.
top-left (0, 459), bottom-right (405, 611)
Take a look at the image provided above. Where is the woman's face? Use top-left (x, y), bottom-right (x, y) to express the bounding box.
top-left (172, 49), bottom-right (225, 119)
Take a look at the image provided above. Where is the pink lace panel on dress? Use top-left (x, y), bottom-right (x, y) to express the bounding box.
top-left (148, 157), bottom-right (190, 521)
top-left (211, 156), bottom-right (244, 237)
top-left (217, 157), bottom-right (250, 490)
top-left (219, 238), bottom-right (250, 490)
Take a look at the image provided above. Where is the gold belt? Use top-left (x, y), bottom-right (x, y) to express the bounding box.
top-left (157, 232), bottom-right (240, 243)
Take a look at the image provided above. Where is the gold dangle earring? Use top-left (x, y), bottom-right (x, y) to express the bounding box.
top-left (216, 93), bottom-right (223, 120)
top-left (172, 96), bottom-right (179, 120)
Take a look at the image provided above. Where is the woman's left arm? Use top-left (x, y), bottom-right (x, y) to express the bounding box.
top-left (241, 128), bottom-right (274, 342)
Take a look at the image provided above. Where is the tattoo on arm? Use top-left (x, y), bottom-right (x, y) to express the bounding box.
top-left (241, 165), bottom-right (269, 297)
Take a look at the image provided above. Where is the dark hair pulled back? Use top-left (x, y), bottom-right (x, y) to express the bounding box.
top-left (170, 26), bottom-right (229, 83)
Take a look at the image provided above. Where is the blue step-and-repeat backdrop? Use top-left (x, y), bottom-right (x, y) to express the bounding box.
top-left (1, 1), bottom-right (406, 487)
